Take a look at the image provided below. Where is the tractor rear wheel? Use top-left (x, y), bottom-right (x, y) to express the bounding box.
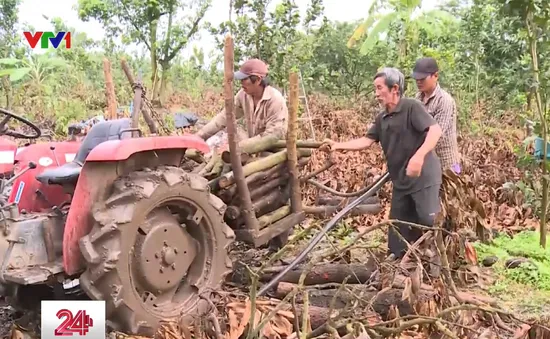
top-left (78, 166), bottom-right (235, 335)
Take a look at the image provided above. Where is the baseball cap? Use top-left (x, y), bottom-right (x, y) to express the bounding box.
top-left (234, 59), bottom-right (269, 80)
top-left (411, 57), bottom-right (439, 80)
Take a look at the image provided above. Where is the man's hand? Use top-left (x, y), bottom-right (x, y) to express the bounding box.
top-left (319, 138), bottom-right (336, 153)
top-left (406, 153), bottom-right (424, 177)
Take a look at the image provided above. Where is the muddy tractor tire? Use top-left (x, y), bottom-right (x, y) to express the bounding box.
top-left (78, 166), bottom-right (235, 335)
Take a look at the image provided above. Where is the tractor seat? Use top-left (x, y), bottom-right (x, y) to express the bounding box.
top-left (35, 118), bottom-right (133, 185)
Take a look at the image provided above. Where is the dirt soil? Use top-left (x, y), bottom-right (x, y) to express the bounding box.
top-left (0, 300), bottom-right (16, 337)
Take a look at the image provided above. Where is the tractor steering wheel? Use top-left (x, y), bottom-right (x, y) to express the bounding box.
top-left (0, 108), bottom-right (41, 139)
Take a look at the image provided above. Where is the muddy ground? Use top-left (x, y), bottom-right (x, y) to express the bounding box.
top-left (0, 300), bottom-right (17, 337)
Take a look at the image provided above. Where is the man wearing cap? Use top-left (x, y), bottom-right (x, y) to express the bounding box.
top-left (196, 58), bottom-right (288, 142)
top-left (321, 67), bottom-right (443, 259)
top-left (412, 57), bottom-right (460, 174)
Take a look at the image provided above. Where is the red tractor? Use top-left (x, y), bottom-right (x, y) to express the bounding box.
top-left (0, 108), bottom-right (237, 335)
top-left (0, 113), bottom-right (100, 208)
top-left (0, 137), bottom-right (17, 178)
top-left (0, 110), bottom-right (44, 180)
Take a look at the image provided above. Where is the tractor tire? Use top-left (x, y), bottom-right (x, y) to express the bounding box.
top-left (78, 166), bottom-right (235, 336)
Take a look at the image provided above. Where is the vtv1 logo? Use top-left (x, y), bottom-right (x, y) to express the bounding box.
top-left (55, 309), bottom-right (94, 336)
top-left (23, 31), bottom-right (71, 49)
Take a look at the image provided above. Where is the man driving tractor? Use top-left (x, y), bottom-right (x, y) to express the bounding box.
top-left (195, 58), bottom-right (288, 142)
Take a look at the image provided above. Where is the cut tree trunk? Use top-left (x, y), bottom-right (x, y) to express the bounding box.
top-left (220, 139), bottom-right (322, 163)
top-left (250, 175), bottom-right (289, 201)
top-left (184, 149), bottom-right (204, 163)
top-left (258, 205), bottom-right (291, 229)
top-left (252, 188), bottom-right (288, 214)
top-left (222, 163), bottom-right (286, 198)
top-left (260, 262), bottom-right (378, 285)
top-left (225, 206), bottom-right (241, 220)
top-left (221, 156), bottom-right (309, 203)
top-left (223, 34), bottom-right (259, 232)
top-left (295, 305), bottom-right (333, 331)
top-left (220, 171), bottom-right (287, 205)
top-left (226, 188), bottom-right (289, 221)
top-left (221, 135), bottom-right (280, 163)
top-left (272, 140), bottom-right (322, 149)
top-left (287, 72), bottom-right (302, 214)
top-left (199, 152), bottom-right (222, 176)
top-left (103, 58), bottom-right (118, 120)
top-left (218, 150), bottom-right (288, 188)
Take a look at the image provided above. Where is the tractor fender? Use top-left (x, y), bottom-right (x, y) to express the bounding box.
top-left (63, 136), bottom-right (210, 276)
top-left (85, 135), bottom-right (210, 162)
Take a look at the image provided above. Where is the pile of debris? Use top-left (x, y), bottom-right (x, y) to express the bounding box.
top-left (213, 223), bottom-right (550, 338)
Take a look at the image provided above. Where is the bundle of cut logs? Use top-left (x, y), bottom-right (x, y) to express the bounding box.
top-left (185, 135), bottom-right (384, 230)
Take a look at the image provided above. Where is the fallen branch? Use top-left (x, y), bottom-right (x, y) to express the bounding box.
top-left (303, 204), bottom-right (382, 217)
top-left (260, 262), bottom-right (378, 285)
top-left (272, 282), bottom-right (438, 320)
top-left (315, 195), bottom-right (380, 206)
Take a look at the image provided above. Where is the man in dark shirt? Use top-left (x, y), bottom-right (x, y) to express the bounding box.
top-left (321, 67), bottom-right (443, 258)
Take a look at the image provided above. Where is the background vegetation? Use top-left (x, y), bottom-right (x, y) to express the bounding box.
top-left (0, 0), bottom-right (549, 224)
top-left (2, 0), bottom-right (550, 323)
top-left (1, 0), bottom-right (545, 127)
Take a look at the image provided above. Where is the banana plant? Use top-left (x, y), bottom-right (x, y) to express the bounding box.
top-left (0, 53), bottom-right (68, 84)
top-left (347, 0), bottom-right (456, 65)
top-left (0, 53), bottom-right (69, 115)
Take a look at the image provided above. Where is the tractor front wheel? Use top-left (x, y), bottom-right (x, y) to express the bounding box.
top-left (78, 166), bottom-right (235, 335)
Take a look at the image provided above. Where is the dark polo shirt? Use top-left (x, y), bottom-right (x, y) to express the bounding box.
top-left (366, 97), bottom-right (442, 195)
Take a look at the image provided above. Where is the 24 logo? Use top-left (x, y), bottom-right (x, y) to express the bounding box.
top-left (54, 309), bottom-right (94, 336)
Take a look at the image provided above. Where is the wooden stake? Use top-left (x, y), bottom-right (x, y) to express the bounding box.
top-left (287, 71), bottom-right (302, 213)
top-left (103, 58), bottom-right (118, 120)
top-left (224, 34), bottom-right (260, 233)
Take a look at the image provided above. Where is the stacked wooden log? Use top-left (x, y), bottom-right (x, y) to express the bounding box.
top-left (199, 136), bottom-right (314, 230)
top-left (184, 135), bottom-right (384, 230)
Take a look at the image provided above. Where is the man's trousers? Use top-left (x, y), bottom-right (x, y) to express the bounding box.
top-left (387, 184), bottom-right (441, 258)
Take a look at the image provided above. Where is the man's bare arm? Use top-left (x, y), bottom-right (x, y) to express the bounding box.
top-left (414, 124), bottom-right (442, 158)
top-left (196, 111), bottom-right (227, 140)
top-left (334, 137), bottom-right (376, 151)
top-left (196, 91), bottom-right (245, 140)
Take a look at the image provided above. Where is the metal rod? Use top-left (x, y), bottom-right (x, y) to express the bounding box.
top-left (130, 73), bottom-right (143, 138)
top-left (257, 171), bottom-right (391, 296)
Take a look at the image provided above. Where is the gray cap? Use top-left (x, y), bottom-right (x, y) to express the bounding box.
top-left (411, 57), bottom-right (439, 80)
